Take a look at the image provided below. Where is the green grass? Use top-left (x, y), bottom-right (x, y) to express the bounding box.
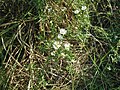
top-left (0, 0), bottom-right (120, 90)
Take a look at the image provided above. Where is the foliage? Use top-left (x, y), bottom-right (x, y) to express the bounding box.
top-left (0, 0), bottom-right (120, 90)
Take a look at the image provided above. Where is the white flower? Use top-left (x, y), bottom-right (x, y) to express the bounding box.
top-left (60, 28), bottom-right (67, 35)
top-left (81, 6), bottom-right (87, 10)
top-left (64, 42), bottom-right (70, 50)
top-left (53, 41), bottom-right (62, 50)
top-left (58, 34), bottom-right (63, 39)
top-left (73, 9), bottom-right (80, 14)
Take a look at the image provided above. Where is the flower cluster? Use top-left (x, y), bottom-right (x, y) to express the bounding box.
top-left (52, 28), bottom-right (71, 51)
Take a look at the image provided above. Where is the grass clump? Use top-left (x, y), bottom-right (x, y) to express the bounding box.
top-left (0, 0), bottom-right (120, 90)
